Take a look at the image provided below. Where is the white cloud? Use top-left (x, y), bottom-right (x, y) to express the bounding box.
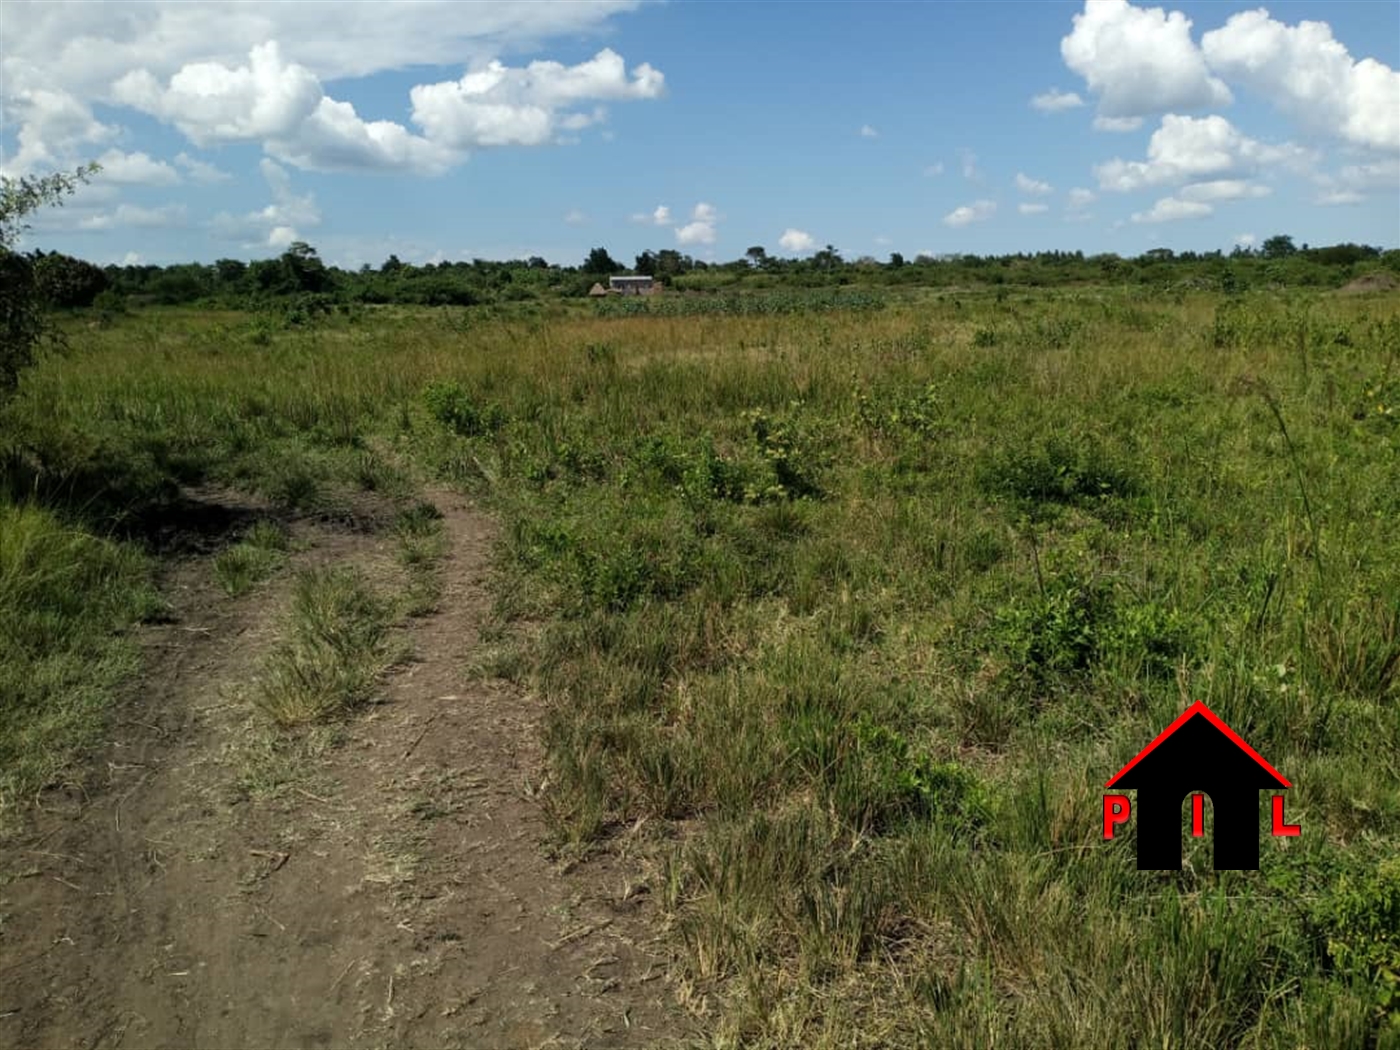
top-left (1061, 0), bottom-right (1231, 118)
top-left (78, 202), bottom-right (188, 230)
top-left (1177, 179), bottom-right (1271, 202)
top-left (3, 3), bottom-right (663, 177)
top-left (174, 151), bottom-right (232, 183)
top-left (0, 87), bottom-right (117, 175)
top-left (1316, 190), bottom-right (1363, 206)
top-left (3, 2), bottom-right (649, 92)
top-left (1031, 88), bottom-right (1085, 112)
top-left (631, 204), bottom-right (672, 226)
top-left (210, 158), bottom-right (320, 246)
top-left (1202, 9), bottom-right (1399, 153)
top-left (922, 162), bottom-right (945, 177)
top-left (1093, 115), bottom-right (1143, 132)
top-left (675, 222), bottom-right (715, 246)
top-left (1018, 203), bottom-right (1050, 215)
top-left (859, 124), bottom-right (879, 138)
top-left (563, 208), bottom-right (589, 226)
top-left (779, 228), bottom-right (816, 253)
top-left (1311, 158), bottom-right (1400, 204)
top-left (94, 148), bottom-right (181, 185)
top-left (675, 202), bottom-right (719, 246)
top-left (943, 200), bottom-right (996, 227)
top-left (121, 251), bottom-right (144, 266)
top-left (410, 48), bottom-right (663, 152)
top-left (1094, 114), bottom-right (1311, 191)
top-left (873, 235), bottom-right (892, 246)
top-left (1234, 233), bottom-right (1256, 248)
top-left (958, 148), bottom-right (980, 180)
top-left (1067, 187), bottom-right (1097, 208)
top-left (1015, 172), bottom-right (1053, 195)
top-left (1130, 196), bottom-right (1213, 223)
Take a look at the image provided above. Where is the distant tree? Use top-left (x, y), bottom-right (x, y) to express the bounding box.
top-left (656, 249), bottom-right (687, 277)
top-left (812, 244), bottom-right (843, 271)
top-left (745, 245), bottom-right (769, 269)
top-left (527, 255), bottom-right (550, 270)
top-left (281, 241), bottom-right (332, 293)
top-left (634, 250), bottom-right (658, 276)
top-left (584, 246), bottom-right (622, 274)
top-left (380, 254), bottom-right (405, 274)
top-left (1261, 234), bottom-right (1297, 259)
top-left (32, 251), bottom-right (109, 308)
top-left (214, 258), bottom-right (248, 289)
top-left (888, 252), bottom-right (905, 268)
top-left (0, 163), bottom-right (98, 397)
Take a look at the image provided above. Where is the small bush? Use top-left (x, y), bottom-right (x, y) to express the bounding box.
top-left (422, 380), bottom-right (507, 437)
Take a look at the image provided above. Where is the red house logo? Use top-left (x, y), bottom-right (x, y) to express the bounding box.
top-left (1103, 702), bottom-right (1300, 870)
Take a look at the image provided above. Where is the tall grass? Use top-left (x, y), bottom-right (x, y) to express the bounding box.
top-left (4, 291), bottom-right (1400, 1041)
top-left (0, 503), bottom-right (157, 817)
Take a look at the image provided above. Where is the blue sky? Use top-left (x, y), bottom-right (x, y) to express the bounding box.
top-left (3, 1), bottom-right (1397, 267)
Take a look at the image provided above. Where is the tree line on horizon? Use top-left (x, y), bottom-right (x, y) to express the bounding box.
top-left (15, 234), bottom-right (1400, 312)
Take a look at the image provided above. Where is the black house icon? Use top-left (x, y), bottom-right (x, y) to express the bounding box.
top-left (1106, 702), bottom-right (1290, 870)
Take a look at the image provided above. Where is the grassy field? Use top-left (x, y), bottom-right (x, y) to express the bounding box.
top-left (3, 286), bottom-right (1400, 1046)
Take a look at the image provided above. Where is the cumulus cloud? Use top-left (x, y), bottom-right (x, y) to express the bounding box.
top-left (779, 228), bottom-right (816, 253)
top-left (631, 205), bottom-right (673, 226)
top-left (94, 148), bottom-right (181, 185)
top-left (3, 3), bottom-right (663, 177)
top-left (1018, 203), bottom-right (1050, 215)
top-left (174, 151), bottom-right (232, 183)
top-left (1312, 158), bottom-right (1400, 204)
top-left (1093, 115), bottom-right (1143, 132)
top-left (0, 87), bottom-right (116, 175)
top-left (1316, 190), bottom-right (1363, 206)
top-left (859, 124), bottom-right (879, 138)
top-left (675, 202), bottom-right (718, 245)
top-left (1234, 233), bottom-right (1256, 248)
top-left (958, 148), bottom-right (980, 180)
top-left (1030, 88), bottom-right (1085, 112)
top-left (1094, 114), bottom-right (1311, 191)
top-left (410, 48), bottom-right (663, 151)
top-left (563, 208), bottom-right (589, 226)
top-left (1177, 179), bottom-right (1271, 202)
top-left (1131, 196), bottom-right (1213, 222)
top-left (1062, 0), bottom-right (1231, 118)
top-left (78, 202), bottom-right (188, 230)
top-left (1015, 172), bottom-right (1053, 195)
top-left (210, 158), bottom-right (320, 246)
top-left (1067, 187), bottom-right (1097, 208)
top-left (943, 200), bottom-right (996, 227)
top-left (1309, 158), bottom-right (1398, 204)
top-left (1202, 9), bottom-right (1399, 153)
top-left (922, 162), bottom-right (945, 177)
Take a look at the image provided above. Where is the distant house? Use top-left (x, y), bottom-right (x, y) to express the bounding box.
top-left (588, 282), bottom-right (608, 297)
top-left (608, 275), bottom-right (656, 296)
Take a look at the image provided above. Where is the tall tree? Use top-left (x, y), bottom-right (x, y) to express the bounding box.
top-left (584, 246), bottom-right (623, 274)
top-left (0, 163), bottom-right (98, 397)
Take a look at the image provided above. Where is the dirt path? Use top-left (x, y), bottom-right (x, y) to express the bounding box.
top-left (0, 490), bottom-right (687, 1049)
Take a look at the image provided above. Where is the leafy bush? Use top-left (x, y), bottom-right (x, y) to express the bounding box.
top-left (422, 380), bottom-right (507, 437)
top-left (1314, 859), bottom-right (1400, 1023)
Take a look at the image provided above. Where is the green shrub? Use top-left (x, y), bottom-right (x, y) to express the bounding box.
top-left (422, 380), bottom-right (507, 437)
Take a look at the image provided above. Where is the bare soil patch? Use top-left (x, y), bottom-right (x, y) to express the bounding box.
top-left (0, 489), bottom-right (687, 1049)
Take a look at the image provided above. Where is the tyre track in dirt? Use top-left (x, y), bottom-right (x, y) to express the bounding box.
top-left (0, 489), bottom-right (687, 1049)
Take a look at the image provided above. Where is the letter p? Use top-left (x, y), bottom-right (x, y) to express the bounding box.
top-left (1103, 794), bottom-right (1131, 839)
